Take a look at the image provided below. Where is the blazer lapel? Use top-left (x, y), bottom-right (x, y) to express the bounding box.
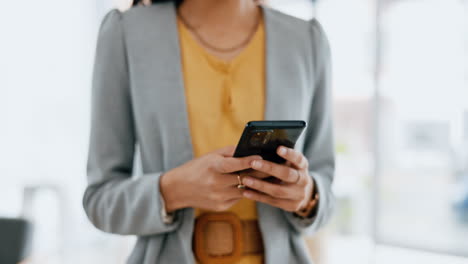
top-left (263, 7), bottom-right (292, 121)
top-left (262, 6), bottom-right (310, 122)
top-left (144, 3), bottom-right (195, 169)
top-left (145, 4), bottom-right (197, 259)
top-left (258, 6), bottom-right (293, 264)
top-left (263, 6), bottom-right (283, 121)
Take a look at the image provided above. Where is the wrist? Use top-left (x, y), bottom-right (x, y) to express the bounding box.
top-left (300, 175), bottom-right (314, 209)
top-left (160, 168), bottom-right (187, 212)
top-left (295, 176), bottom-right (319, 218)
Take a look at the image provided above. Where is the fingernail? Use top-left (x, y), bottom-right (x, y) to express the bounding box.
top-left (243, 177), bottom-right (253, 186)
top-left (252, 160), bottom-right (262, 168)
top-left (278, 147), bottom-right (287, 155)
top-left (243, 191), bottom-right (252, 198)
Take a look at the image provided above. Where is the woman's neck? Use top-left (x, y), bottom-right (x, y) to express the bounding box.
top-left (178, 0), bottom-right (259, 31)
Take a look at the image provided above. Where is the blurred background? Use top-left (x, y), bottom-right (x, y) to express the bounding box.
top-left (1, 0), bottom-right (468, 263)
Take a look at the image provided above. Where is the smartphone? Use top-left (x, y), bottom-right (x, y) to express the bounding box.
top-left (233, 120), bottom-right (307, 164)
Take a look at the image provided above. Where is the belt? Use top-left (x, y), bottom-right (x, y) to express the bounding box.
top-left (193, 212), bottom-right (264, 264)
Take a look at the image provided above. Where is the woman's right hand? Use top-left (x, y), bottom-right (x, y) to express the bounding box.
top-left (160, 146), bottom-right (262, 212)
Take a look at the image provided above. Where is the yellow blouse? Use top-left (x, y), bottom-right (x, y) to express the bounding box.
top-left (178, 17), bottom-right (265, 264)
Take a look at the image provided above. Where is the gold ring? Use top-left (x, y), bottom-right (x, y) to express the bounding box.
top-left (237, 174), bottom-right (246, 189)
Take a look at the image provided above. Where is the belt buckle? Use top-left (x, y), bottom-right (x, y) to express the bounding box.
top-left (194, 212), bottom-right (243, 264)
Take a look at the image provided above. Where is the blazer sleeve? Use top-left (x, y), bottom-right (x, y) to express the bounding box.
top-left (82, 9), bottom-right (181, 236)
top-left (283, 18), bottom-right (335, 233)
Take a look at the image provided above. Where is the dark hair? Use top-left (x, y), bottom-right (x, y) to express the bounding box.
top-left (133, 0), bottom-right (184, 6)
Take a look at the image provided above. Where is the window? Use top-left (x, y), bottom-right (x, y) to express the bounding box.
top-left (377, 0), bottom-right (468, 256)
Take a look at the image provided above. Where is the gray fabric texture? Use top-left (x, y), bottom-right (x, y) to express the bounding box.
top-left (83, 3), bottom-right (335, 264)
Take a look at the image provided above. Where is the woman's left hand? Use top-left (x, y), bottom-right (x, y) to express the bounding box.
top-left (241, 146), bottom-right (314, 212)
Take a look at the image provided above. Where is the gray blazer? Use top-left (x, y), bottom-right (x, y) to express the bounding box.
top-left (83, 3), bottom-right (334, 264)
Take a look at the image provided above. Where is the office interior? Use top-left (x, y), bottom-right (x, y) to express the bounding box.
top-left (1, 0), bottom-right (468, 263)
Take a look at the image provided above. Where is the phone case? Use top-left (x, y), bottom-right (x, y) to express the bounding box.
top-left (233, 120), bottom-right (306, 163)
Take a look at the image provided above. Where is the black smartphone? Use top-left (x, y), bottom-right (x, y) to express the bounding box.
top-left (233, 120), bottom-right (307, 164)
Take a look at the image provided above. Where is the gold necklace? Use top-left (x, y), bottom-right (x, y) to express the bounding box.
top-left (177, 9), bottom-right (261, 53)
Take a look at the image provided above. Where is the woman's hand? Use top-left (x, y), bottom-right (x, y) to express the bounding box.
top-left (160, 146), bottom-right (262, 213)
top-left (241, 146), bottom-right (314, 212)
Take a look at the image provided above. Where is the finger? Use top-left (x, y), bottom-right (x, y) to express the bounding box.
top-left (214, 146), bottom-right (236, 157)
top-left (217, 173), bottom-right (244, 187)
top-left (215, 155), bottom-right (262, 173)
top-left (240, 169), bottom-right (270, 179)
top-left (218, 198), bottom-right (243, 211)
top-left (222, 187), bottom-right (244, 200)
top-left (277, 146), bottom-right (308, 170)
top-left (211, 197), bottom-right (242, 212)
top-left (242, 190), bottom-right (295, 211)
top-left (225, 197), bottom-right (242, 205)
top-left (242, 176), bottom-right (301, 200)
top-left (208, 186), bottom-right (243, 203)
top-left (251, 159), bottom-right (299, 183)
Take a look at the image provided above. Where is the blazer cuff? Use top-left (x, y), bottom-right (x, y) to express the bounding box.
top-left (283, 171), bottom-right (328, 233)
top-left (158, 176), bottom-right (176, 225)
top-left (83, 172), bottom-right (182, 236)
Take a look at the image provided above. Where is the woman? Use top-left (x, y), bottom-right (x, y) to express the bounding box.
top-left (83, 0), bottom-right (334, 263)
